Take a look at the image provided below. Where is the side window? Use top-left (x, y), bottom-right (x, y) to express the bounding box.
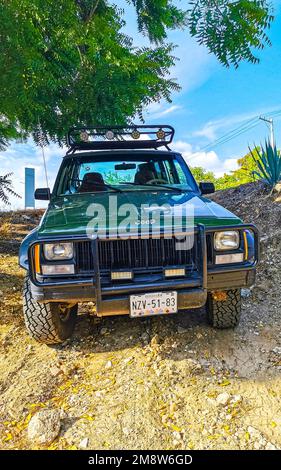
top-left (174, 160), bottom-right (187, 184)
top-left (152, 161), bottom-right (164, 180)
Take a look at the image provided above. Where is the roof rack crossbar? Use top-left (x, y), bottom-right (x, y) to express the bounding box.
top-left (66, 125), bottom-right (175, 153)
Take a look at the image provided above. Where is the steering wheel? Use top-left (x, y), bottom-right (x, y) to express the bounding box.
top-left (146, 178), bottom-right (168, 185)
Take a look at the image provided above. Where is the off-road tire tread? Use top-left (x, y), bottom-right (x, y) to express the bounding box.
top-left (207, 289), bottom-right (241, 329)
top-left (23, 275), bottom-right (77, 344)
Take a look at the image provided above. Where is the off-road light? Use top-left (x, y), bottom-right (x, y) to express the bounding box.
top-left (80, 131), bottom-right (89, 142)
top-left (165, 268), bottom-right (186, 277)
top-left (157, 129), bottom-right (165, 140)
top-left (105, 130), bottom-right (115, 140)
top-left (44, 243), bottom-right (74, 261)
top-left (131, 130), bottom-right (140, 140)
top-left (111, 271), bottom-right (133, 281)
top-left (215, 253), bottom-right (244, 264)
top-left (214, 231), bottom-right (239, 250)
top-left (41, 264), bottom-right (75, 275)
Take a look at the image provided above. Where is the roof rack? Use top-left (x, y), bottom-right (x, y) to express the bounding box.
top-left (66, 125), bottom-right (175, 154)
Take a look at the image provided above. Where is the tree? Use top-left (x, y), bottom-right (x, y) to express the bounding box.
top-left (215, 173), bottom-right (239, 190)
top-left (190, 166), bottom-right (216, 183)
top-left (0, 173), bottom-right (21, 205)
top-left (0, 1), bottom-right (274, 146)
top-left (231, 147), bottom-right (261, 185)
top-left (190, 147), bottom-right (263, 191)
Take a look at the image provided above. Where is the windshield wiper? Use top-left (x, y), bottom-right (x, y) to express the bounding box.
top-left (95, 183), bottom-right (123, 193)
top-left (120, 182), bottom-right (185, 194)
top-left (70, 181), bottom-right (123, 194)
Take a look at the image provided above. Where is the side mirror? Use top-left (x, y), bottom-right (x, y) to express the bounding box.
top-left (199, 182), bottom-right (215, 195)
top-left (34, 188), bottom-right (51, 200)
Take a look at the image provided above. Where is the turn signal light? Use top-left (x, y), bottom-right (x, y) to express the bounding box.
top-left (215, 253), bottom-right (244, 264)
top-left (41, 265), bottom-right (75, 275)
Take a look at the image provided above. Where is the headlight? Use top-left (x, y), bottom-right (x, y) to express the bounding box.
top-left (214, 231), bottom-right (239, 251)
top-left (43, 243), bottom-right (74, 260)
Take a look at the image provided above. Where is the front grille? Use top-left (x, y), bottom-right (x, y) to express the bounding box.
top-left (76, 236), bottom-right (198, 273)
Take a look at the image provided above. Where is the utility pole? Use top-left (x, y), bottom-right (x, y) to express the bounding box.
top-left (259, 115), bottom-right (275, 148)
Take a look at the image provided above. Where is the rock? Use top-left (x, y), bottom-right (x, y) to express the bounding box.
top-left (216, 392), bottom-right (230, 406)
top-left (241, 288), bottom-right (251, 298)
top-left (253, 441), bottom-right (263, 450)
top-left (79, 437), bottom-right (89, 449)
top-left (21, 214), bottom-right (32, 221)
top-left (50, 366), bottom-right (62, 377)
top-left (177, 326), bottom-right (186, 334)
top-left (230, 395), bottom-right (242, 405)
top-left (141, 333), bottom-right (149, 343)
top-left (265, 442), bottom-right (277, 450)
top-left (151, 334), bottom-right (160, 347)
top-left (27, 409), bottom-right (61, 445)
top-left (123, 356), bottom-right (133, 364)
top-left (172, 431), bottom-right (182, 441)
top-left (272, 346), bottom-right (281, 355)
top-left (247, 426), bottom-right (267, 448)
top-left (122, 427), bottom-right (130, 436)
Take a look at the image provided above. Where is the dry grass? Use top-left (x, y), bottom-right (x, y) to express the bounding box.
top-left (0, 218), bottom-right (12, 239)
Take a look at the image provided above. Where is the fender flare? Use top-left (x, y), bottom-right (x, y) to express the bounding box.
top-left (19, 228), bottom-right (39, 270)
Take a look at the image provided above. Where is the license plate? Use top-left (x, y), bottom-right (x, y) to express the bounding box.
top-left (130, 291), bottom-right (177, 318)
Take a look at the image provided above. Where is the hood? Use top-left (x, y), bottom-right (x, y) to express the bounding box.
top-left (38, 190), bottom-right (242, 237)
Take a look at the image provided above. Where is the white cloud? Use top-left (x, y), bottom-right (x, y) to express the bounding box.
top-left (223, 158), bottom-right (239, 172)
top-left (146, 104), bottom-right (183, 120)
top-left (171, 140), bottom-right (192, 154)
top-left (0, 140), bottom-right (62, 210)
top-left (172, 140), bottom-right (239, 177)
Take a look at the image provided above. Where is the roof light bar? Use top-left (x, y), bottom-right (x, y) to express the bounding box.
top-left (66, 125), bottom-right (175, 153)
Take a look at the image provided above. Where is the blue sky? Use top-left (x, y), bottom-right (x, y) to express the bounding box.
top-left (1, 0), bottom-right (281, 209)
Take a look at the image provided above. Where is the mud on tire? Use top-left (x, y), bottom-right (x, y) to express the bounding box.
top-left (206, 289), bottom-right (241, 329)
top-left (23, 275), bottom-right (78, 344)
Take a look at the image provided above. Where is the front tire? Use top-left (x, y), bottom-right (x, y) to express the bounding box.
top-left (206, 289), bottom-right (241, 329)
top-left (23, 276), bottom-right (78, 344)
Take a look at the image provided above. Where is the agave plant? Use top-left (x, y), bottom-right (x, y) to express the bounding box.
top-left (0, 173), bottom-right (21, 205)
top-left (250, 141), bottom-right (281, 189)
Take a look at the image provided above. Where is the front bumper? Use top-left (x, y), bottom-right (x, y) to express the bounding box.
top-left (27, 224), bottom-right (259, 315)
top-left (30, 269), bottom-right (255, 317)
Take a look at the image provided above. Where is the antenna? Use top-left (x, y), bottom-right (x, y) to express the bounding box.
top-left (37, 119), bottom-right (49, 187)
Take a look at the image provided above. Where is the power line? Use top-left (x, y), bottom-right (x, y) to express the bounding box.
top-left (200, 118), bottom-right (260, 151)
top-left (200, 117), bottom-right (258, 150)
top-left (206, 121), bottom-right (260, 148)
top-left (198, 108), bottom-right (281, 152)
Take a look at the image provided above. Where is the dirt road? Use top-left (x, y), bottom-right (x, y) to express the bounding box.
top-left (0, 184), bottom-right (281, 450)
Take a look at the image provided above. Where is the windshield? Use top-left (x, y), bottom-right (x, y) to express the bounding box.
top-left (55, 153), bottom-right (198, 195)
